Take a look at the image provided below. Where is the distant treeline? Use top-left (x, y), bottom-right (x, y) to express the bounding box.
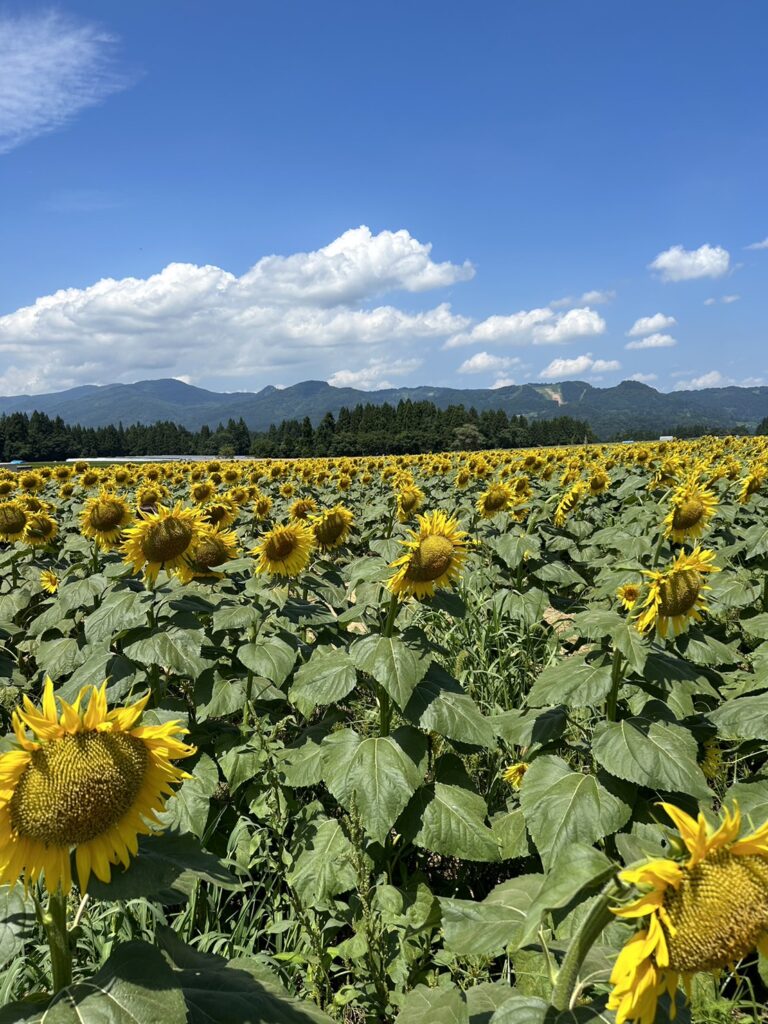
top-left (0, 401), bottom-right (600, 461)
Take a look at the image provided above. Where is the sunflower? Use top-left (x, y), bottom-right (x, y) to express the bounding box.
top-left (663, 481), bottom-right (717, 543)
top-left (477, 482), bottom-right (516, 519)
top-left (387, 509), bottom-right (468, 600)
top-left (554, 481), bottom-right (587, 528)
top-left (588, 469), bottom-right (611, 495)
top-left (253, 495), bottom-right (273, 520)
top-left (616, 582), bottom-right (641, 611)
top-left (80, 493), bottom-right (133, 550)
top-left (176, 525), bottom-right (239, 583)
top-left (201, 499), bottom-right (238, 529)
top-left (634, 546), bottom-right (720, 638)
top-left (396, 483), bottom-right (425, 522)
top-left (739, 467), bottom-right (766, 504)
top-left (311, 505), bottom-right (354, 551)
top-left (190, 480), bottom-right (217, 504)
top-left (501, 762), bottom-right (529, 789)
top-left (608, 802), bottom-right (768, 1024)
top-left (40, 570), bottom-right (59, 594)
top-left (0, 677), bottom-right (194, 894)
top-left (290, 497), bottom-right (318, 521)
top-left (121, 502), bottom-right (205, 585)
top-left (0, 479), bottom-right (15, 498)
top-left (21, 512), bottom-right (58, 548)
top-left (252, 521), bottom-right (314, 577)
top-left (135, 484), bottom-right (168, 511)
top-left (0, 501), bottom-right (27, 542)
top-left (18, 472), bottom-right (43, 494)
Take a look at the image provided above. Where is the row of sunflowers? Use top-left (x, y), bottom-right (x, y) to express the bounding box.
top-left (0, 436), bottom-right (767, 1022)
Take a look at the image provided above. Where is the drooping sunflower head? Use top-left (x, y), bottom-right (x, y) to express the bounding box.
top-left (554, 480), bottom-right (588, 528)
top-left (396, 483), bottom-right (425, 522)
top-left (252, 521), bottom-right (315, 577)
top-left (253, 494), bottom-right (273, 520)
top-left (387, 509), bottom-right (469, 600)
top-left (289, 497), bottom-right (318, 521)
top-left (477, 482), bottom-right (516, 519)
top-left (135, 483), bottom-right (168, 512)
top-left (663, 481), bottom-right (718, 543)
top-left (0, 479), bottom-right (15, 498)
top-left (635, 546), bottom-right (720, 638)
top-left (121, 502), bottom-right (205, 585)
top-left (608, 802), bottom-right (768, 1024)
top-left (21, 512), bottom-right (58, 548)
top-left (739, 467), bottom-right (767, 504)
top-left (80, 492), bottom-right (133, 549)
top-left (588, 469), bottom-right (611, 495)
top-left (0, 677), bottom-right (194, 894)
top-left (311, 505), bottom-right (354, 551)
top-left (190, 480), bottom-right (217, 504)
top-left (176, 525), bottom-right (239, 583)
top-left (200, 499), bottom-right (238, 529)
top-left (0, 501), bottom-right (28, 542)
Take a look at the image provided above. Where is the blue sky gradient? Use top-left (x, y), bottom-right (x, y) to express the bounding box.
top-left (0, 1), bottom-right (766, 395)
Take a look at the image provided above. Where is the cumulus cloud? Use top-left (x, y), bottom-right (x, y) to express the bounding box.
top-left (539, 354), bottom-right (620, 380)
top-left (490, 376), bottom-right (516, 389)
top-left (745, 238), bottom-right (768, 250)
top-left (0, 226), bottom-right (475, 394)
top-left (457, 351), bottom-right (520, 374)
top-left (0, 11), bottom-right (130, 154)
top-left (627, 313), bottom-right (676, 337)
top-left (629, 373), bottom-right (658, 383)
top-left (327, 357), bottom-right (422, 391)
top-left (649, 244), bottom-right (730, 282)
top-left (625, 333), bottom-right (677, 351)
top-left (446, 306), bottom-right (605, 349)
top-left (673, 370), bottom-right (728, 390)
top-left (551, 289), bottom-right (615, 308)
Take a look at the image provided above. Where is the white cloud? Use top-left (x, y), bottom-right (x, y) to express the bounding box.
top-left (539, 353), bottom-right (620, 380)
top-left (446, 305), bottom-right (605, 349)
top-left (722, 294), bottom-right (741, 303)
top-left (490, 376), bottom-right (516, 389)
top-left (0, 11), bottom-right (130, 154)
top-left (627, 313), bottom-right (676, 337)
top-left (745, 238), bottom-right (768, 250)
top-left (625, 333), bottom-right (677, 351)
top-left (457, 351), bottom-right (520, 374)
top-left (579, 289), bottom-right (616, 305)
top-left (703, 297), bottom-right (717, 306)
top-left (649, 244), bottom-right (730, 282)
top-left (673, 370), bottom-right (728, 390)
top-left (629, 373), bottom-right (658, 383)
top-left (328, 357), bottom-right (422, 391)
top-left (0, 226), bottom-right (474, 394)
top-left (532, 307), bottom-right (606, 344)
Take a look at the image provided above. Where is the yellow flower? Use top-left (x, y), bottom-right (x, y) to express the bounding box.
top-left (588, 469), bottom-right (611, 495)
top-left (21, 512), bottom-right (58, 548)
top-left (190, 480), bottom-right (217, 504)
top-left (739, 467), bottom-right (766, 503)
top-left (290, 497), bottom-right (318, 521)
top-left (634, 546), bottom-right (720, 638)
top-left (0, 501), bottom-right (28, 542)
top-left (608, 802), bottom-right (768, 1024)
top-left (616, 583), bottom-right (642, 611)
top-left (80, 492), bottom-right (133, 550)
top-left (39, 570), bottom-right (59, 594)
top-left (663, 481), bottom-right (717, 543)
top-left (253, 494), bottom-right (273, 520)
top-left (396, 483), bottom-right (425, 522)
top-left (121, 502), bottom-right (205, 585)
top-left (554, 481), bottom-right (588, 528)
top-left (200, 498), bottom-right (238, 529)
top-left (476, 482), bottom-right (516, 519)
top-left (252, 521), bottom-right (314, 577)
top-left (501, 762), bottom-right (529, 789)
top-left (387, 509), bottom-right (468, 600)
top-left (176, 525), bottom-right (239, 583)
top-left (0, 677), bottom-right (194, 894)
top-left (311, 505), bottom-right (354, 551)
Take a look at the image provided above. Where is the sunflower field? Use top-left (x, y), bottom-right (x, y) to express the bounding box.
top-left (1, 439), bottom-right (768, 1023)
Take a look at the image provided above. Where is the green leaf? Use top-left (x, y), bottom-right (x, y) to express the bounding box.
top-left (42, 941), bottom-right (187, 1023)
top-left (211, 603), bottom-right (261, 631)
top-left (709, 694), bottom-right (768, 741)
top-left (724, 780), bottom-right (768, 825)
top-left (125, 627), bottom-right (209, 678)
top-left (87, 832), bottom-right (238, 903)
top-left (491, 808), bottom-right (530, 859)
top-left (36, 637), bottom-right (83, 677)
top-left (238, 635), bottom-right (296, 684)
top-left (159, 752), bottom-right (218, 838)
top-left (466, 984), bottom-right (521, 1024)
top-left (592, 719), bottom-right (711, 798)
top-left (488, 996), bottom-right (550, 1024)
top-left (528, 655), bottom-right (613, 709)
top-left (85, 589), bottom-right (152, 643)
top-left (519, 756), bottom-right (632, 868)
top-left (287, 818), bottom-right (358, 902)
top-left (290, 647), bottom-right (357, 715)
top-left (611, 621), bottom-right (648, 673)
top-left (323, 727), bottom-right (427, 843)
top-left (350, 633), bottom-right (430, 709)
top-left (742, 613), bottom-right (768, 640)
top-left (491, 533), bottom-right (541, 569)
top-left (404, 664), bottom-right (496, 748)
top-left (440, 874), bottom-right (542, 955)
top-left (0, 887), bottom-right (34, 969)
top-left (396, 984), bottom-right (469, 1024)
top-left (157, 928), bottom-right (334, 1023)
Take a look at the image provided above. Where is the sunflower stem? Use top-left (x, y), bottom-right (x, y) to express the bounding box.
top-left (605, 648), bottom-right (625, 722)
top-left (43, 889), bottom-right (73, 994)
top-left (550, 884), bottom-right (618, 1012)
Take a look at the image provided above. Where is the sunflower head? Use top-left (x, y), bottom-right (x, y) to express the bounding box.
top-left (477, 482), bottom-right (515, 519)
top-left (0, 677), bottom-right (194, 894)
top-left (121, 502), bottom-right (205, 585)
top-left (387, 509), bottom-right (469, 600)
top-left (0, 501), bottom-right (27, 541)
top-left (635, 546), bottom-right (720, 638)
top-left (396, 483), bottom-right (425, 522)
top-left (22, 512), bottom-right (58, 548)
top-left (663, 481), bottom-right (717, 543)
top-left (311, 505), bottom-right (354, 551)
top-left (290, 497), bottom-right (318, 521)
top-left (253, 495), bottom-right (273, 520)
top-left (252, 521), bottom-right (314, 577)
top-left (176, 525), bottom-right (239, 583)
top-left (201, 499), bottom-right (238, 529)
top-left (80, 493), bottom-right (133, 549)
top-left (616, 582), bottom-right (641, 611)
top-left (39, 570), bottom-right (59, 594)
top-left (501, 762), bottom-right (529, 789)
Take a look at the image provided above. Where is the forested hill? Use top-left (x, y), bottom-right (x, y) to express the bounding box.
top-left (1, 377), bottom-right (768, 437)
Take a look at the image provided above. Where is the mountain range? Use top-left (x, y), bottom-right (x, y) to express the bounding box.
top-left (1, 377), bottom-right (766, 438)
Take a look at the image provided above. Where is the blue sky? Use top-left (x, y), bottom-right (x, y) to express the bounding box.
top-left (0, 1), bottom-right (766, 396)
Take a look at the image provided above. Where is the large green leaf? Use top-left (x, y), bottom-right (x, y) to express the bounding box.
top-left (350, 633), bottom-right (430, 709)
top-left (709, 693), bottom-right (768, 740)
top-left (527, 655), bottom-right (613, 709)
top-left (520, 756), bottom-right (632, 868)
top-left (159, 752), bottom-right (219, 838)
top-left (237, 635), bottom-right (296, 684)
top-left (125, 627), bottom-right (210, 678)
top-left (289, 647), bottom-right (357, 715)
top-left (323, 727), bottom-right (427, 843)
top-left (0, 887), bottom-right (35, 970)
top-left (404, 664), bottom-right (496, 748)
top-left (35, 637), bottom-right (83, 677)
top-left (440, 874), bottom-right (542, 955)
top-left (488, 996), bottom-right (550, 1024)
top-left (396, 984), bottom-right (468, 1024)
top-left (85, 589), bottom-right (153, 643)
top-left (592, 719), bottom-right (711, 798)
top-left (287, 818), bottom-right (358, 903)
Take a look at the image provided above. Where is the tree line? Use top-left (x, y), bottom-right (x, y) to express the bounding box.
top-left (0, 401), bottom-right (598, 462)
